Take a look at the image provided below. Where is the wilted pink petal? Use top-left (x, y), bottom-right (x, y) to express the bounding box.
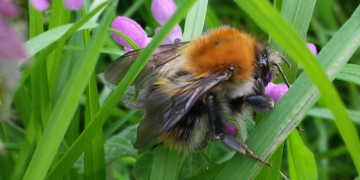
top-left (264, 82), bottom-right (289, 103)
top-left (0, 19), bottom-right (27, 61)
top-left (64, 0), bottom-right (83, 10)
top-left (111, 16), bottom-right (148, 50)
top-left (225, 123), bottom-right (238, 137)
top-left (0, 0), bottom-right (18, 17)
top-left (307, 43), bottom-right (317, 56)
top-left (151, 0), bottom-right (177, 25)
top-left (30, 0), bottom-right (49, 11)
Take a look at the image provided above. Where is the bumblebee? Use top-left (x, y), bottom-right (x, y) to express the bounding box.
top-left (103, 27), bottom-right (289, 166)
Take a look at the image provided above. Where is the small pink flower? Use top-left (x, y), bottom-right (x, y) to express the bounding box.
top-left (111, 17), bottom-right (151, 51)
top-left (151, 0), bottom-right (177, 25)
top-left (225, 123), bottom-right (238, 137)
top-left (299, 43), bottom-right (318, 69)
top-left (264, 82), bottom-right (289, 103)
top-left (111, 0), bottom-right (182, 52)
top-left (267, 43), bottom-right (318, 102)
top-left (64, 0), bottom-right (84, 10)
top-left (307, 43), bottom-right (317, 56)
top-left (30, 0), bottom-right (84, 11)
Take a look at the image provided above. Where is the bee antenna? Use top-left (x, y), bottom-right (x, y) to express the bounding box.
top-left (280, 56), bottom-right (291, 68)
top-left (273, 63), bottom-right (290, 88)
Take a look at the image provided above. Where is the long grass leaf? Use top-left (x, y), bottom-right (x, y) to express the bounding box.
top-left (182, 0), bottom-right (208, 41)
top-left (23, 2), bottom-right (113, 180)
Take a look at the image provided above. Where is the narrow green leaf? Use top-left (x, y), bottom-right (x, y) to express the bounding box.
top-left (288, 130), bottom-right (318, 180)
top-left (103, 109), bottom-right (138, 139)
top-left (183, 0), bottom-right (208, 41)
top-left (215, 3), bottom-right (360, 179)
top-left (337, 64), bottom-right (360, 86)
top-left (271, 0), bottom-right (316, 84)
top-left (23, 2), bottom-right (114, 180)
top-left (75, 125), bottom-right (137, 171)
top-left (83, 6), bottom-right (105, 178)
top-left (184, 162), bottom-right (227, 180)
top-left (13, 85), bottom-right (32, 128)
top-left (255, 143), bottom-right (284, 180)
top-left (46, 0), bottom-right (71, 96)
top-left (150, 147), bottom-right (180, 180)
top-left (307, 108), bottom-right (360, 124)
top-left (134, 152), bottom-right (154, 180)
top-left (205, 7), bottom-right (222, 28)
top-left (108, 28), bottom-right (140, 49)
top-left (10, 4), bottom-right (44, 180)
top-left (123, 0), bottom-right (147, 17)
top-left (46, 1), bottom-right (197, 179)
top-left (178, 152), bottom-right (216, 179)
top-left (25, 22), bottom-right (98, 57)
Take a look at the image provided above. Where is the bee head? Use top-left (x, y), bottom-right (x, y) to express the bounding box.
top-left (257, 47), bottom-right (271, 87)
top-left (256, 46), bottom-right (290, 89)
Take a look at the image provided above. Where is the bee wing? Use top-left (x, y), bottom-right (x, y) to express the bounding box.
top-left (134, 73), bottom-right (229, 149)
top-left (102, 42), bottom-right (189, 108)
top-left (103, 42), bottom-right (188, 88)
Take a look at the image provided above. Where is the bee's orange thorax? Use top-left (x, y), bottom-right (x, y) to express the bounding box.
top-left (184, 27), bottom-right (258, 81)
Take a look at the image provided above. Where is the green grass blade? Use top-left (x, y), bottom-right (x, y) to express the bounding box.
top-left (108, 28), bottom-right (140, 49)
top-left (46, 0), bottom-right (71, 96)
top-left (84, 75), bottom-right (105, 180)
top-left (82, 8), bottom-right (106, 179)
top-left (205, 7), bottom-right (222, 28)
top-left (258, 1), bottom-right (316, 178)
top-left (25, 22), bottom-right (98, 57)
top-left (45, 1), bottom-right (197, 179)
top-left (182, 0), bottom-right (208, 41)
top-left (215, 2), bottom-right (360, 179)
top-left (150, 147), bottom-right (180, 180)
top-left (103, 109), bottom-right (138, 139)
top-left (337, 64), bottom-right (360, 86)
top-left (307, 108), bottom-right (360, 124)
top-left (271, 0), bottom-right (316, 83)
top-left (287, 130), bottom-right (318, 180)
top-left (23, 2), bottom-right (114, 180)
top-left (9, 4), bottom-right (44, 180)
top-left (255, 143), bottom-right (284, 180)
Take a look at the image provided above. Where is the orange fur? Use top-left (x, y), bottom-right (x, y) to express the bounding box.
top-left (184, 27), bottom-right (259, 81)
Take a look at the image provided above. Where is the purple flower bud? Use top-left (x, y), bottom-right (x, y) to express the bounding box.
top-left (64, 0), bottom-right (83, 10)
top-left (264, 82), bottom-right (289, 103)
top-left (225, 123), bottom-right (238, 137)
top-left (298, 43), bottom-right (318, 69)
top-left (30, 0), bottom-right (49, 11)
top-left (151, 0), bottom-right (177, 25)
top-left (111, 16), bottom-right (148, 50)
top-left (307, 43), bottom-right (317, 56)
top-left (30, 0), bottom-right (84, 11)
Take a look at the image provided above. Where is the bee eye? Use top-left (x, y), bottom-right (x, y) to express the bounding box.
top-left (257, 48), bottom-right (270, 86)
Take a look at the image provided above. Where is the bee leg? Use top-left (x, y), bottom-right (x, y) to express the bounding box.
top-left (206, 95), bottom-right (225, 141)
top-left (221, 134), bottom-right (272, 167)
top-left (206, 95), bottom-right (271, 167)
top-left (244, 95), bottom-right (274, 111)
top-left (151, 142), bottom-right (163, 151)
